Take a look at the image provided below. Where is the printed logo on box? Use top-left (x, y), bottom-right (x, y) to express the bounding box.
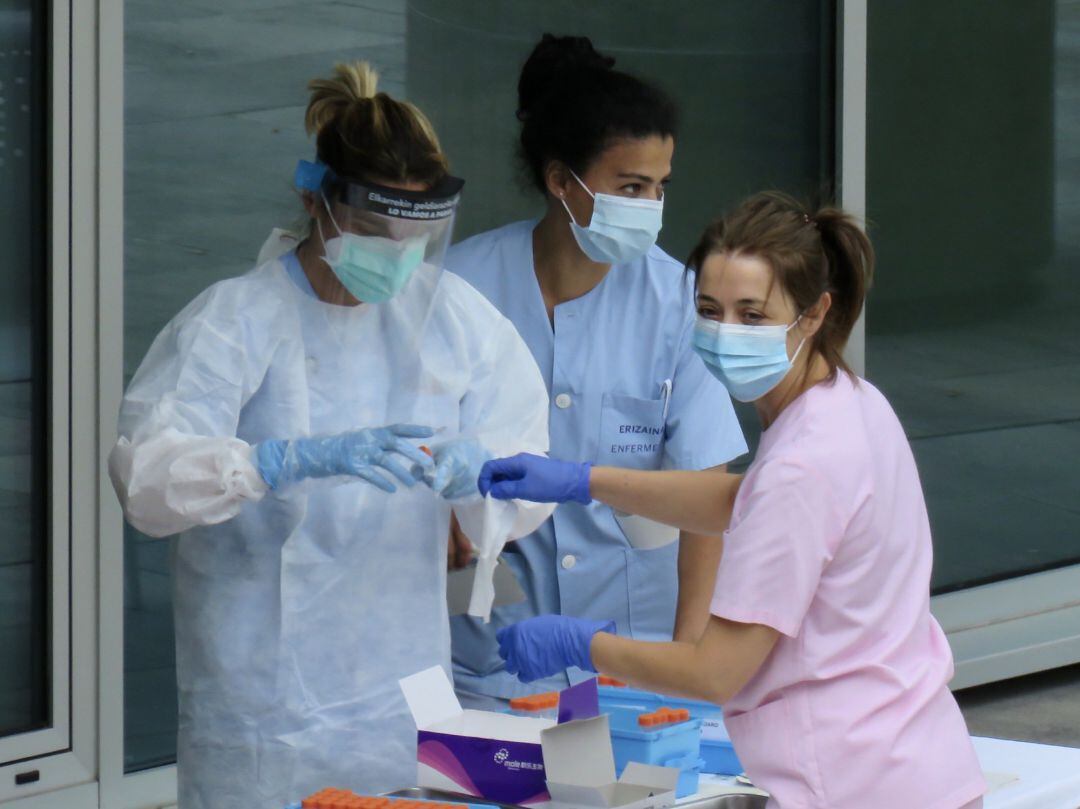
top-left (700, 717), bottom-right (730, 742)
top-left (493, 748), bottom-right (543, 771)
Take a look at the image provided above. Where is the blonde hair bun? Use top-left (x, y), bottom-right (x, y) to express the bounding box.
top-left (303, 60), bottom-right (449, 186)
top-left (305, 61), bottom-right (380, 136)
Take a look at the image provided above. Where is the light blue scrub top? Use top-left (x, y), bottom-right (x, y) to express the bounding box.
top-left (446, 220), bottom-right (747, 699)
top-left (281, 249), bottom-right (317, 298)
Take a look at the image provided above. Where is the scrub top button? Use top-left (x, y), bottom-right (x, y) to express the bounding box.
top-left (555, 393), bottom-right (572, 409)
top-left (561, 554), bottom-right (577, 570)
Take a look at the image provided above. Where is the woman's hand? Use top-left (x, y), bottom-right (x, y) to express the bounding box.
top-left (414, 439), bottom-right (491, 500)
top-left (496, 614), bottom-right (615, 682)
top-left (256, 424), bottom-right (434, 491)
top-left (479, 453), bottom-right (592, 504)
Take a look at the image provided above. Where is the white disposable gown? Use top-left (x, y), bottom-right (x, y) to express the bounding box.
top-left (109, 235), bottom-right (553, 809)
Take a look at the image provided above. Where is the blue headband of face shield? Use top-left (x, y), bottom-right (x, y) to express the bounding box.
top-left (293, 159), bottom-right (465, 217)
top-left (294, 159), bottom-right (465, 303)
top-left (294, 158), bottom-right (329, 193)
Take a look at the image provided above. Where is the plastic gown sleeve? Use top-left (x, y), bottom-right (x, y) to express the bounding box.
top-left (108, 282), bottom-right (275, 538)
top-left (448, 306), bottom-right (554, 621)
top-left (109, 427), bottom-right (267, 538)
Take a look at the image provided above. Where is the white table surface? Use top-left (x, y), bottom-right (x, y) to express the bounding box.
top-left (687, 736), bottom-right (1080, 809)
top-left (974, 736), bottom-right (1080, 809)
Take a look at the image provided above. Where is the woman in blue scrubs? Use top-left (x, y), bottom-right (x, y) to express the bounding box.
top-left (446, 34), bottom-right (746, 706)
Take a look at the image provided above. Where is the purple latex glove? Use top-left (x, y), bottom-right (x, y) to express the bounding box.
top-left (478, 453), bottom-right (592, 504)
top-left (496, 615), bottom-right (615, 683)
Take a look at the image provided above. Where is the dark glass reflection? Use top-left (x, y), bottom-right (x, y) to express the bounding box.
top-left (866, 1), bottom-right (1080, 593)
top-left (0, 0), bottom-right (50, 742)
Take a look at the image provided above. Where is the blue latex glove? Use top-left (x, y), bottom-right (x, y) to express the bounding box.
top-left (478, 453), bottom-right (592, 504)
top-left (413, 439), bottom-right (492, 500)
top-left (496, 615), bottom-right (616, 683)
top-left (255, 424), bottom-right (434, 492)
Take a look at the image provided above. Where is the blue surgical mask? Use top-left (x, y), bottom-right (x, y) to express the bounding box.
top-left (561, 170), bottom-right (663, 264)
top-left (318, 196), bottom-right (428, 303)
top-left (693, 315), bottom-right (806, 402)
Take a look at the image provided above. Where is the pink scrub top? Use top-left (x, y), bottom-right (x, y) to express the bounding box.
top-left (710, 373), bottom-right (986, 809)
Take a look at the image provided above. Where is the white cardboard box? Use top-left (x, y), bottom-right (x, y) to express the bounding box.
top-left (400, 666), bottom-right (555, 805)
top-left (540, 714), bottom-right (679, 809)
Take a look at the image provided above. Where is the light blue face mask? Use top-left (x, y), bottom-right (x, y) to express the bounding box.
top-left (692, 315), bottom-right (806, 402)
top-left (318, 196), bottom-right (429, 304)
top-left (561, 170), bottom-right (664, 265)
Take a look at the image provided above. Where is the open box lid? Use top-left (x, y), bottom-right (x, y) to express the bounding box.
top-left (541, 716), bottom-right (680, 808)
top-left (400, 665), bottom-right (555, 741)
top-left (542, 715), bottom-right (616, 788)
top-left (400, 665), bottom-right (463, 730)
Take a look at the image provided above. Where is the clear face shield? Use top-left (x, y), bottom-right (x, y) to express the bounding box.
top-left (294, 159), bottom-right (464, 306)
top-left (288, 158), bottom-right (474, 463)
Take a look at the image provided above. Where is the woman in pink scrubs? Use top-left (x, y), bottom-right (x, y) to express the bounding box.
top-left (480, 192), bottom-right (987, 809)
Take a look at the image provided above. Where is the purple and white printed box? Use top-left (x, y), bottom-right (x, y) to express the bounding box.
top-left (400, 666), bottom-right (555, 806)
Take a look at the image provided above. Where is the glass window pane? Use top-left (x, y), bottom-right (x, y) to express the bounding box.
top-left (0, 0), bottom-right (50, 741)
top-left (122, 0), bottom-right (835, 769)
top-left (866, 1), bottom-right (1080, 593)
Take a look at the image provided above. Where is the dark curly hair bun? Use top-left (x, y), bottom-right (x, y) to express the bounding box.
top-left (515, 33), bottom-right (677, 192)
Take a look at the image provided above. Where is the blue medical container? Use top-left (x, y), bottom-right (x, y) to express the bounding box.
top-left (598, 683), bottom-right (742, 776)
top-left (605, 705), bottom-right (702, 797)
top-left (677, 758), bottom-right (706, 798)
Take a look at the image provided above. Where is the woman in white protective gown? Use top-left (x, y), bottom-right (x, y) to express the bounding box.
top-left (108, 61), bottom-right (553, 809)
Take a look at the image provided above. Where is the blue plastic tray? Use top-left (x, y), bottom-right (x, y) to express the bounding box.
top-left (599, 684), bottom-right (742, 776)
top-left (603, 704), bottom-right (703, 797)
top-left (676, 758), bottom-right (705, 799)
top-left (700, 737), bottom-right (741, 775)
top-left (599, 684), bottom-right (720, 717)
top-left (607, 705), bottom-right (702, 769)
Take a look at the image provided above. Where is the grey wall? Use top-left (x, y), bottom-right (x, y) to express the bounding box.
top-left (407, 0), bottom-right (834, 263)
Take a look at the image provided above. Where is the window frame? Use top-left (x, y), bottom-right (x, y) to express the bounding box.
top-left (0, 0), bottom-right (96, 802)
top-left (93, 0), bottom-right (179, 803)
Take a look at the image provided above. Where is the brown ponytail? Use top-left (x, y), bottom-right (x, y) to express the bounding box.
top-left (304, 61), bottom-right (449, 189)
top-left (811, 207), bottom-right (874, 374)
top-left (686, 191), bottom-right (875, 379)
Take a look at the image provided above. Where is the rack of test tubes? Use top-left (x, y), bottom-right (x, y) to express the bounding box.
top-left (636, 708), bottom-right (691, 728)
top-left (597, 676), bottom-right (741, 776)
top-left (508, 691), bottom-right (559, 719)
top-left (287, 789), bottom-right (497, 809)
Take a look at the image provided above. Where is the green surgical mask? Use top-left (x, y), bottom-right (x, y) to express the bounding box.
top-left (318, 198), bottom-right (429, 303)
